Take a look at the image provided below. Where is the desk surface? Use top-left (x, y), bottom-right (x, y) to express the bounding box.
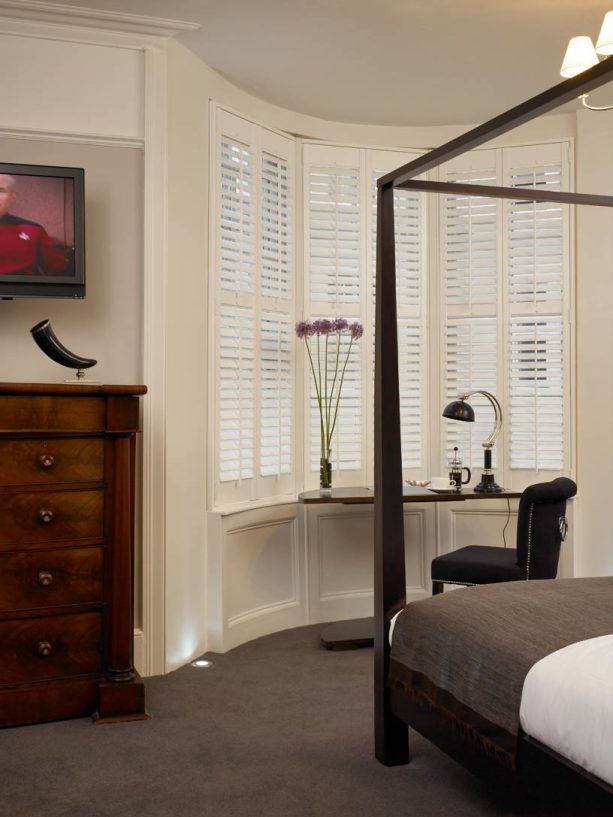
top-left (298, 486), bottom-right (522, 504)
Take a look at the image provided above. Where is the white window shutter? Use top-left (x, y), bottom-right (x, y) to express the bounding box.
top-left (444, 318), bottom-right (498, 469)
top-left (509, 318), bottom-right (564, 470)
top-left (214, 109), bottom-right (295, 506)
top-left (441, 151), bottom-right (499, 471)
top-left (504, 143), bottom-right (569, 473)
top-left (370, 157), bottom-right (426, 473)
top-left (305, 146), bottom-right (362, 307)
top-left (218, 307), bottom-right (255, 482)
top-left (260, 313), bottom-right (292, 476)
top-left (440, 142), bottom-right (571, 483)
top-left (219, 137), bottom-right (256, 295)
top-left (261, 152), bottom-right (291, 300)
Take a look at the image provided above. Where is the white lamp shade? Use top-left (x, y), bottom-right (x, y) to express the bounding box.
top-left (560, 36), bottom-right (599, 77)
top-left (596, 11), bottom-right (613, 55)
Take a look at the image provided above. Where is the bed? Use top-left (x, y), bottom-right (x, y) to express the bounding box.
top-left (389, 580), bottom-right (613, 782)
top-left (373, 55), bottom-right (613, 803)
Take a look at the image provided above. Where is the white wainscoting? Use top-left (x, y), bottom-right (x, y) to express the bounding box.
top-left (207, 504), bottom-right (305, 652)
top-left (207, 495), bottom-right (576, 653)
top-left (306, 503), bottom-right (435, 623)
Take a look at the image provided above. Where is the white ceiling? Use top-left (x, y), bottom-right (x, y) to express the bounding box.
top-left (31, 0), bottom-right (613, 125)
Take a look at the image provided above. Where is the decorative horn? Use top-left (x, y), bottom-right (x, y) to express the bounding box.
top-left (30, 320), bottom-right (97, 380)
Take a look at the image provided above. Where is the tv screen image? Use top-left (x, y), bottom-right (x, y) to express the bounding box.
top-left (0, 163), bottom-right (85, 299)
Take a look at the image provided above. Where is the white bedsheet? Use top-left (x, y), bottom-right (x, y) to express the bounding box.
top-left (520, 634), bottom-right (613, 787)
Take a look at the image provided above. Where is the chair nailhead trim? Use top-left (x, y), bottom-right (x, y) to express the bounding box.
top-left (434, 579), bottom-right (477, 587)
top-left (526, 502), bottom-right (535, 580)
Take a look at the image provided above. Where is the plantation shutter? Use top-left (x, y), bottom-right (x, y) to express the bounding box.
top-left (304, 145), bottom-right (363, 482)
top-left (440, 142), bottom-right (571, 485)
top-left (303, 144), bottom-right (427, 486)
top-left (504, 143), bottom-right (569, 472)
top-left (441, 150), bottom-right (499, 470)
top-left (214, 109), bottom-right (295, 506)
top-left (369, 151), bottom-right (426, 475)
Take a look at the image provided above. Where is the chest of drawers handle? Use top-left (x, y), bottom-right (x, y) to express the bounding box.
top-left (37, 641), bottom-right (53, 658)
top-left (38, 509), bottom-right (54, 524)
top-left (37, 570), bottom-right (54, 587)
top-left (38, 454), bottom-right (55, 469)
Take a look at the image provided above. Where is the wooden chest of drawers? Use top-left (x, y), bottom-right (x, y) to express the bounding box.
top-left (0, 383), bottom-right (147, 727)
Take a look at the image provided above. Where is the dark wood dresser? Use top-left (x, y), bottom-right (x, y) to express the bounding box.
top-left (0, 382), bottom-right (148, 727)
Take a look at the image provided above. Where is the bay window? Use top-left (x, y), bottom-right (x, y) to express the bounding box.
top-left (211, 102), bottom-right (573, 509)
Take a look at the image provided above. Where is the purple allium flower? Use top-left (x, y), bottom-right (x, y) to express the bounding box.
top-left (317, 319), bottom-right (333, 335)
top-left (349, 321), bottom-right (364, 340)
top-left (295, 320), bottom-right (311, 339)
top-left (332, 317), bottom-right (348, 332)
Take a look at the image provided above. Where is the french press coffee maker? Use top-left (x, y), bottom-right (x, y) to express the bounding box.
top-left (449, 447), bottom-right (471, 490)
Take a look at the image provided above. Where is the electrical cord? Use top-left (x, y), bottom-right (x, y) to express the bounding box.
top-left (502, 496), bottom-right (511, 547)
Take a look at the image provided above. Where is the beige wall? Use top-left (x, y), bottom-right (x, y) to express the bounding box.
top-left (0, 137), bottom-right (143, 385)
top-left (575, 109), bottom-right (613, 577)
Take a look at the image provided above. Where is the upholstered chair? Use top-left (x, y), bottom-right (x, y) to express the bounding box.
top-left (431, 477), bottom-right (577, 595)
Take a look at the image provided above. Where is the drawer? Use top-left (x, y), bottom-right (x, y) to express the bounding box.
top-left (0, 547), bottom-right (103, 611)
top-left (0, 438), bottom-right (104, 486)
top-left (0, 490), bottom-right (103, 547)
top-left (0, 396), bottom-right (105, 433)
top-left (0, 612), bottom-right (102, 685)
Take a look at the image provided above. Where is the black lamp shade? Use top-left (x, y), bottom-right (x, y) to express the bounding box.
top-left (442, 399), bottom-right (475, 423)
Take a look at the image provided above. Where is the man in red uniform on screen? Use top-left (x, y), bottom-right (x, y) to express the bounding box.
top-left (0, 174), bottom-right (69, 276)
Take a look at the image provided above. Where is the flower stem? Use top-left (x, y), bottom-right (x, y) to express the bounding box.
top-left (328, 332), bottom-right (342, 450)
top-left (328, 338), bottom-right (354, 447)
top-left (324, 333), bottom-right (329, 456)
top-left (315, 334), bottom-right (325, 459)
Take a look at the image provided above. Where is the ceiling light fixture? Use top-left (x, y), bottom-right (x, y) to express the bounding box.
top-left (560, 12), bottom-right (613, 109)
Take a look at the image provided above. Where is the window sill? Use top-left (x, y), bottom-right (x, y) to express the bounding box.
top-left (210, 494), bottom-right (300, 517)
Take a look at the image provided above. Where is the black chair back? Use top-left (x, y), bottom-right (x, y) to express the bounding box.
top-left (516, 477), bottom-right (577, 579)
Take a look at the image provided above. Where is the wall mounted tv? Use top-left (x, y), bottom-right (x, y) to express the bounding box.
top-left (0, 162), bottom-right (85, 299)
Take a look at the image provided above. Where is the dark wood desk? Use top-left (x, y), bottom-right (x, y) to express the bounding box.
top-left (299, 486), bottom-right (522, 649)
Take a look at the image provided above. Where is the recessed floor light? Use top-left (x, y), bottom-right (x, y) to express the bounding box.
top-left (191, 658), bottom-right (212, 668)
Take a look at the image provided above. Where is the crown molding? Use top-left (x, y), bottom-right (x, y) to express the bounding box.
top-left (0, 0), bottom-right (200, 37)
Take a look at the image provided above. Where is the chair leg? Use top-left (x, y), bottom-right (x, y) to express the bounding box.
top-left (432, 581), bottom-right (444, 595)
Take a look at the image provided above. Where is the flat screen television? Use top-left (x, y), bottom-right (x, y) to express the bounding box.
top-left (0, 162), bottom-right (85, 299)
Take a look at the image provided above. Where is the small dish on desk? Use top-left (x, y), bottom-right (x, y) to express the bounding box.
top-left (428, 488), bottom-right (461, 494)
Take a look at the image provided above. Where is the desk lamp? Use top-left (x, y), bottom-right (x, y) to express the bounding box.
top-left (442, 390), bottom-right (503, 493)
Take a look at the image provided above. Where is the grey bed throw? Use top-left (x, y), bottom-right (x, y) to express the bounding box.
top-left (389, 577), bottom-right (613, 767)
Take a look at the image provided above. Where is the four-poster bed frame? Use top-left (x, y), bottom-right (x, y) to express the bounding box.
top-left (374, 55), bottom-right (613, 798)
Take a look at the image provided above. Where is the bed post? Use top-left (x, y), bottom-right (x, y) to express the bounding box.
top-left (374, 181), bottom-right (409, 765)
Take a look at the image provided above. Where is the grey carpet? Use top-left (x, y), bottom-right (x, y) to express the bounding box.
top-left (0, 624), bottom-right (606, 817)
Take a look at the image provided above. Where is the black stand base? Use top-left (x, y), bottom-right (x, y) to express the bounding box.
top-left (474, 472), bottom-right (503, 493)
top-left (321, 617), bottom-right (374, 650)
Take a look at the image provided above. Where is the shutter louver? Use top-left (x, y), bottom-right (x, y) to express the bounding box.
top-left (371, 167), bottom-right (425, 470)
top-left (261, 152), bottom-right (291, 299)
top-left (445, 318), bottom-right (498, 469)
top-left (219, 308), bottom-right (255, 482)
top-left (308, 165), bottom-right (361, 305)
top-left (507, 163), bottom-right (563, 309)
top-left (260, 313), bottom-right (292, 477)
top-left (398, 318), bottom-right (423, 468)
top-left (220, 138), bottom-right (256, 294)
top-left (506, 148), bottom-right (566, 471)
top-left (509, 319), bottom-right (564, 470)
top-left (442, 157), bottom-right (499, 472)
top-left (443, 168), bottom-right (498, 310)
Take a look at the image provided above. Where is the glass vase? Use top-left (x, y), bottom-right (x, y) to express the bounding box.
top-left (319, 456), bottom-right (332, 497)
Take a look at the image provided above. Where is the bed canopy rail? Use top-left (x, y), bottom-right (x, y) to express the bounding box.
top-left (374, 54), bottom-right (613, 767)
